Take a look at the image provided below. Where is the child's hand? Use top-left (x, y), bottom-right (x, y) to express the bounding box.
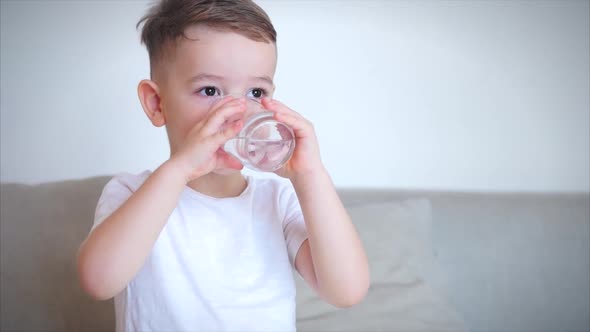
top-left (261, 98), bottom-right (324, 180)
top-left (169, 96), bottom-right (246, 182)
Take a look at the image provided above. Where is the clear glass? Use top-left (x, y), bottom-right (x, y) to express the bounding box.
top-left (221, 98), bottom-right (295, 172)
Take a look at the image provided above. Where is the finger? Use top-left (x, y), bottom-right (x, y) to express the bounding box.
top-left (201, 100), bottom-right (246, 136)
top-left (190, 99), bottom-right (242, 136)
top-left (263, 98), bottom-right (295, 114)
top-left (261, 97), bottom-right (274, 110)
top-left (208, 97), bottom-right (244, 116)
top-left (263, 98), bottom-right (307, 123)
top-left (274, 111), bottom-right (313, 135)
top-left (210, 120), bottom-right (243, 145)
top-left (206, 99), bottom-right (244, 122)
top-left (210, 94), bottom-right (240, 110)
top-left (223, 109), bottom-right (246, 127)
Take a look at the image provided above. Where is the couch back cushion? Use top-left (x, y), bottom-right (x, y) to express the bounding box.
top-left (1, 177), bottom-right (464, 331)
top-left (1, 177), bottom-right (113, 331)
top-left (295, 199), bottom-right (464, 331)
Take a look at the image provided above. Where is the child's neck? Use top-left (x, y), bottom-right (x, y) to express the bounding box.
top-left (187, 172), bottom-right (247, 198)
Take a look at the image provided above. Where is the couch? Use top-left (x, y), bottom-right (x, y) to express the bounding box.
top-left (1, 176), bottom-right (588, 331)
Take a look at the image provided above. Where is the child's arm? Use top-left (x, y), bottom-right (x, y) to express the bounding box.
top-left (77, 97), bottom-right (245, 300)
top-left (77, 161), bottom-right (186, 300)
top-left (292, 170), bottom-right (369, 308)
top-left (262, 99), bottom-right (370, 308)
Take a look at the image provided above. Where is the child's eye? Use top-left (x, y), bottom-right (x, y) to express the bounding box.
top-left (197, 86), bottom-right (220, 97)
top-left (247, 88), bottom-right (266, 99)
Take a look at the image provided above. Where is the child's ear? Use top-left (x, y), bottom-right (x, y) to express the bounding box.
top-left (138, 79), bottom-right (165, 127)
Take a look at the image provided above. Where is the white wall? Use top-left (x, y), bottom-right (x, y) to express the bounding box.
top-left (1, 0), bottom-right (588, 192)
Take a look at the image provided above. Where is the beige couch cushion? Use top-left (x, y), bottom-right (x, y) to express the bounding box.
top-left (295, 199), bottom-right (464, 331)
top-left (1, 178), bottom-right (463, 331)
top-left (1, 177), bottom-right (114, 331)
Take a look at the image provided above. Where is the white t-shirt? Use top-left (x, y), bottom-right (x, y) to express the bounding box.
top-left (92, 170), bottom-right (309, 332)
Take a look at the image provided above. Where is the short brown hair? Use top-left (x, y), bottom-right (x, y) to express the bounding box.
top-left (137, 0), bottom-right (276, 76)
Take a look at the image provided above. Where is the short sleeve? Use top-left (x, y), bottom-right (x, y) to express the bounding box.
top-left (91, 174), bottom-right (135, 232)
top-left (280, 183), bottom-right (308, 268)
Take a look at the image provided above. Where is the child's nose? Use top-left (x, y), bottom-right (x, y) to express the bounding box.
top-left (223, 93), bottom-right (249, 101)
top-left (243, 98), bottom-right (265, 118)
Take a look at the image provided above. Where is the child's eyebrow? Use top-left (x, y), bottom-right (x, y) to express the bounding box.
top-left (253, 76), bottom-right (274, 86)
top-left (188, 73), bottom-right (224, 83)
top-left (187, 73), bottom-right (273, 86)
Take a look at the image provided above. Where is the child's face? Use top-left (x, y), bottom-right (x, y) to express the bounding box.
top-left (156, 25), bottom-right (277, 173)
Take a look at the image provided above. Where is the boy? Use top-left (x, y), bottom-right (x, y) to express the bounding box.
top-left (77, 0), bottom-right (369, 331)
